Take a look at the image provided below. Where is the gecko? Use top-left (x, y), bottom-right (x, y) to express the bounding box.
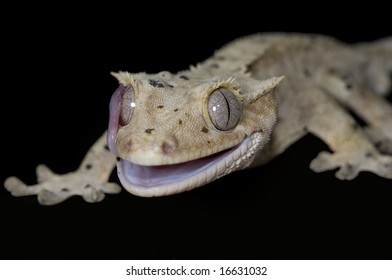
top-left (4, 33), bottom-right (392, 205)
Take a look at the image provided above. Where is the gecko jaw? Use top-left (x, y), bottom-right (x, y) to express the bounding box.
top-left (115, 133), bottom-right (263, 197)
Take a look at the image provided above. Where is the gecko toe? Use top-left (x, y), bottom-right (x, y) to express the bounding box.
top-left (4, 177), bottom-right (31, 196)
top-left (310, 151), bottom-right (337, 172)
top-left (82, 187), bottom-right (105, 203)
top-left (335, 164), bottom-right (359, 180)
top-left (38, 189), bottom-right (69, 205)
top-left (36, 164), bottom-right (56, 183)
top-left (101, 182), bottom-right (122, 194)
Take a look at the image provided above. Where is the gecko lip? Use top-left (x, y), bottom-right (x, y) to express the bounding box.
top-left (115, 136), bottom-right (255, 197)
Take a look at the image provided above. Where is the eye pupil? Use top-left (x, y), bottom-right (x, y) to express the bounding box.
top-left (208, 88), bottom-right (241, 131)
top-left (120, 86), bottom-right (135, 126)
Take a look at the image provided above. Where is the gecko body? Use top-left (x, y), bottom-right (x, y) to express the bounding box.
top-left (5, 33), bottom-right (392, 205)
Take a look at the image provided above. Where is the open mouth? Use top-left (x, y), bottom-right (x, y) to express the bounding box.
top-left (115, 137), bottom-right (251, 197)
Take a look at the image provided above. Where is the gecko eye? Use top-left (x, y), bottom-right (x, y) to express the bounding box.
top-left (119, 85), bottom-right (135, 126)
top-left (208, 88), bottom-right (241, 131)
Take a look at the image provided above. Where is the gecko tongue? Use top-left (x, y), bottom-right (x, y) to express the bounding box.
top-left (117, 146), bottom-right (237, 188)
top-left (107, 83), bottom-right (124, 156)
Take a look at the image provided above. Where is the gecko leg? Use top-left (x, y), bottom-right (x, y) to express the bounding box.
top-left (305, 87), bottom-right (392, 180)
top-left (316, 41), bottom-right (392, 156)
top-left (327, 82), bottom-right (392, 156)
top-left (4, 132), bottom-right (121, 205)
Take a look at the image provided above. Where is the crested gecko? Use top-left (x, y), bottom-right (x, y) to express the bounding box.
top-left (4, 33), bottom-right (392, 205)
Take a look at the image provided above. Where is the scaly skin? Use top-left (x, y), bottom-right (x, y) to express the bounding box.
top-left (4, 33), bottom-right (392, 205)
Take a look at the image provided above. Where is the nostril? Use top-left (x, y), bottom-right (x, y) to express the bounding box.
top-left (162, 138), bottom-right (178, 155)
top-left (162, 141), bottom-right (174, 154)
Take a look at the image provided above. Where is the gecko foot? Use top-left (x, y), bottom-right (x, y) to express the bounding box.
top-left (4, 164), bottom-right (121, 205)
top-left (310, 150), bottom-right (392, 180)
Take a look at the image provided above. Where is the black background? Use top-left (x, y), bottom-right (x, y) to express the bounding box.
top-left (1, 4), bottom-right (391, 260)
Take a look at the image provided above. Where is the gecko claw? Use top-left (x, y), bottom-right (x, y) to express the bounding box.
top-left (38, 189), bottom-right (68, 206)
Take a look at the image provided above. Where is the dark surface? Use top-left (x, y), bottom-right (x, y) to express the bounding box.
top-left (1, 5), bottom-right (391, 260)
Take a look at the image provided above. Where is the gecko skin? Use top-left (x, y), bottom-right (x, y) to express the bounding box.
top-left (5, 33), bottom-right (392, 205)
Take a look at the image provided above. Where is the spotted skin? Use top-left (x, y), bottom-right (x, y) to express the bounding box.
top-left (4, 33), bottom-right (392, 204)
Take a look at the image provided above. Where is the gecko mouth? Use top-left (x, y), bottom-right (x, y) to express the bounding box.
top-left (114, 136), bottom-right (256, 197)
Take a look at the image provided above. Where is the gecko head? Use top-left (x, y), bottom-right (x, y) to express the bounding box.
top-left (108, 71), bottom-right (282, 197)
